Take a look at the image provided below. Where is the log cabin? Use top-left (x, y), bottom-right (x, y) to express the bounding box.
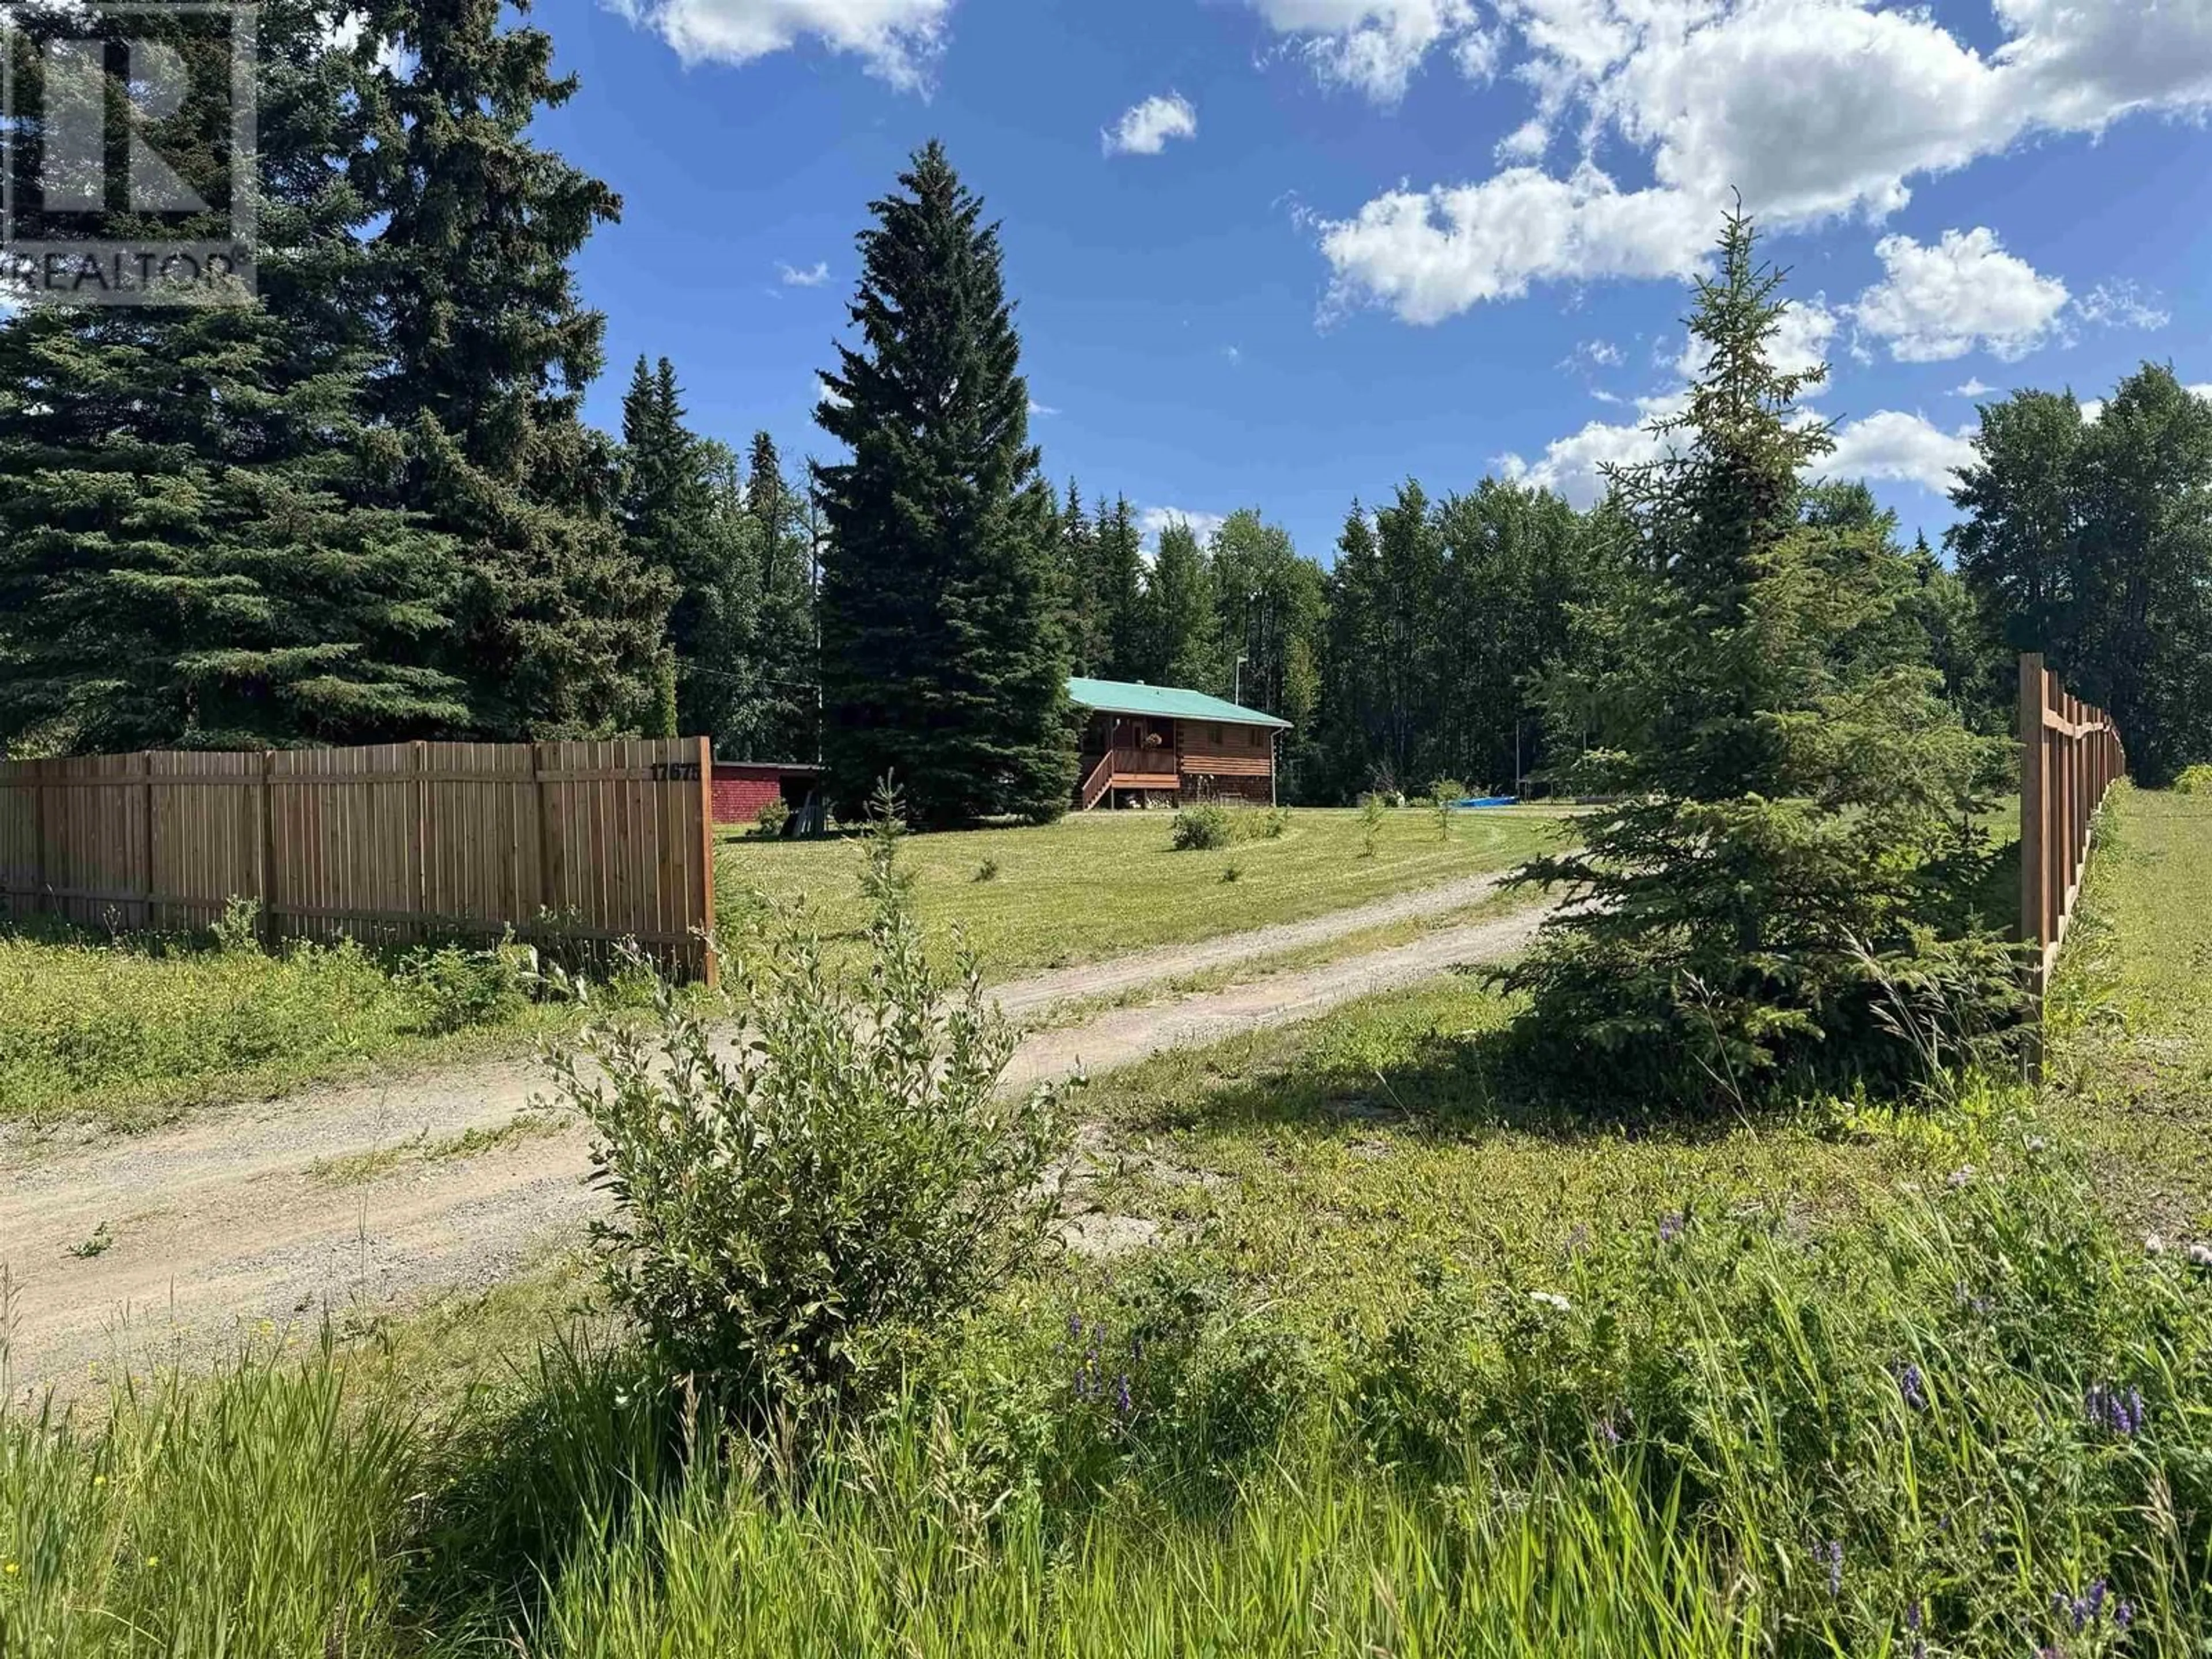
top-left (1069, 676), bottom-right (1292, 811)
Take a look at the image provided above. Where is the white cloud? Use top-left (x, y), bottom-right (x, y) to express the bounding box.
top-left (1847, 228), bottom-right (2071, 363)
top-left (1497, 391), bottom-right (1689, 509)
top-left (815, 374), bottom-right (849, 411)
top-left (1103, 93), bottom-right (1198, 157)
top-left (1820, 410), bottom-right (1978, 494)
top-left (1248, 0), bottom-right (1488, 103)
top-left (1313, 0), bottom-right (2212, 324)
top-left (1138, 506), bottom-right (1229, 550)
top-left (1953, 378), bottom-right (1994, 398)
top-left (1496, 117), bottom-right (1549, 161)
top-left (1571, 338), bottom-right (1623, 368)
top-left (2079, 399), bottom-right (2105, 424)
top-left (1318, 162), bottom-right (1710, 325)
top-left (1028, 398), bottom-right (1059, 417)
top-left (2192, 385), bottom-right (2212, 402)
top-left (778, 260), bottom-right (831, 288)
top-left (611, 0), bottom-right (953, 91)
top-left (2075, 279), bottom-right (2170, 333)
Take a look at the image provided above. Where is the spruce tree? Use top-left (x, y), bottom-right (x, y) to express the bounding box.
top-left (1092, 496), bottom-right (1147, 680)
top-left (1046, 483), bottom-right (1089, 674)
top-left (1141, 520), bottom-right (1219, 692)
top-left (815, 142), bottom-right (1074, 827)
top-left (0, 0), bottom-right (467, 752)
top-left (747, 433), bottom-right (821, 762)
top-left (1508, 209), bottom-right (2016, 1105)
top-left (353, 0), bottom-right (669, 740)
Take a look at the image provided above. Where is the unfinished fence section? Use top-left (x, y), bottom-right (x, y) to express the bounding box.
top-left (0, 737), bottom-right (719, 982)
top-left (2020, 653), bottom-right (2125, 1003)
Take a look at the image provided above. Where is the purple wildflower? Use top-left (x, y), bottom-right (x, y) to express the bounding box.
top-left (1815, 1539), bottom-right (1843, 1598)
top-left (1894, 1361), bottom-right (1927, 1411)
top-left (1658, 1212), bottom-right (1686, 1244)
top-left (2116, 1599), bottom-right (2135, 1631)
top-left (1906, 1601), bottom-right (1922, 1633)
top-left (1115, 1373), bottom-right (1132, 1416)
top-left (2088, 1382), bottom-right (2146, 1436)
top-left (1068, 1313), bottom-right (1083, 1340)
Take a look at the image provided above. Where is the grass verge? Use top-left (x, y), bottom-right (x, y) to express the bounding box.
top-left (717, 805), bottom-right (1566, 980)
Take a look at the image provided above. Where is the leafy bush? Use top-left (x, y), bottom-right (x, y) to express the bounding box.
top-left (398, 935), bottom-right (537, 1036)
top-left (210, 895), bottom-right (263, 954)
top-left (2176, 763), bottom-right (2212, 795)
top-left (565, 787), bottom-right (1074, 1411)
top-left (975, 855), bottom-right (1001, 882)
top-left (753, 797), bottom-right (792, 839)
top-left (1171, 803), bottom-right (1236, 851)
top-left (1172, 804), bottom-right (1290, 852)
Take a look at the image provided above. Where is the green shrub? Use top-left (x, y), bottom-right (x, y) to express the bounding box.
top-left (975, 855), bottom-right (1001, 882)
top-left (1358, 792), bottom-right (1388, 858)
top-left (563, 787), bottom-right (1074, 1412)
top-left (2176, 763), bottom-right (2212, 795)
top-left (1171, 803), bottom-right (1235, 851)
top-left (753, 797), bottom-right (792, 839)
top-left (1172, 804), bottom-right (1289, 853)
top-left (398, 935), bottom-right (537, 1036)
top-left (210, 894), bottom-right (263, 953)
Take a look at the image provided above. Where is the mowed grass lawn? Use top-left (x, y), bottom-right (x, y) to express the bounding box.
top-left (2045, 783), bottom-right (2212, 1230)
top-left (716, 805), bottom-right (1568, 979)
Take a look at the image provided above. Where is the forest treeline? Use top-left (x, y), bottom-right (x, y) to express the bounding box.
top-left (1, 0), bottom-right (2206, 812)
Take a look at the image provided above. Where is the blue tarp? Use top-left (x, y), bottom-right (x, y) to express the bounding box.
top-left (1453, 796), bottom-right (1520, 809)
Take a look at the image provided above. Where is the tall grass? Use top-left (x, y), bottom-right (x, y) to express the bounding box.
top-left (6, 1139), bottom-right (2209, 1656)
top-left (0, 916), bottom-right (596, 1131)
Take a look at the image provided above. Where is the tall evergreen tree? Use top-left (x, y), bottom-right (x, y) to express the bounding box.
top-left (1140, 521), bottom-right (1218, 691)
top-left (815, 142), bottom-right (1074, 827)
top-left (746, 433), bottom-right (821, 762)
top-left (1509, 210), bottom-right (2015, 1105)
top-left (353, 0), bottom-right (669, 740)
top-left (1093, 497), bottom-right (1147, 680)
top-left (1315, 502), bottom-right (1392, 798)
top-left (1052, 483), bottom-right (1107, 676)
top-left (0, 0), bottom-right (467, 752)
top-left (619, 359), bottom-right (767, 745)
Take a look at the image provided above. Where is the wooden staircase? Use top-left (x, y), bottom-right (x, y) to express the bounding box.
top-left (1077, 750), bottom-right (1115, 812)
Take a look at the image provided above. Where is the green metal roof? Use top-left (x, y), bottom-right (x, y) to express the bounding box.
top-left (1067, 676), bottom-right (1293, 730)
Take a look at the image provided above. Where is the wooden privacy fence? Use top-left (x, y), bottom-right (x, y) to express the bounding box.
top-left (2019, 653), bottom-right (2125, 1009)
top-left (0, 737), bottom-right (719, 983)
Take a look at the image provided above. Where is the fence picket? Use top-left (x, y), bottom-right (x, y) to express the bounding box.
top-left (0, 738), bottom-right (718, 979)
top-left (2018, 653), bottom-right (2126, 1066)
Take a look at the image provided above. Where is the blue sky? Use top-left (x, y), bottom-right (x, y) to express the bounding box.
top-left (533, 0), bottom-right (2212, 564)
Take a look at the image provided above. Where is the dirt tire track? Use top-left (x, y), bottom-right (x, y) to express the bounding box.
top-left (2, 885), bottom-right (1540, 1394)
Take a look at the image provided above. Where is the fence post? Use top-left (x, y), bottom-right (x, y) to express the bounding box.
top-left (532, 741), bottom-right (554, 930)
top-left (2018, 654), bottom-right (2047, 1078)
top-left (412, 740), bottom-right (429, 940)
top-left (138, 752), bottom-right (155, 927)
top-left (28, 764), bottom-right (47, 918)
top-left (259, 750), bottom-right (278, 949)
top-left (695, 735), bottom-right (719, 990)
